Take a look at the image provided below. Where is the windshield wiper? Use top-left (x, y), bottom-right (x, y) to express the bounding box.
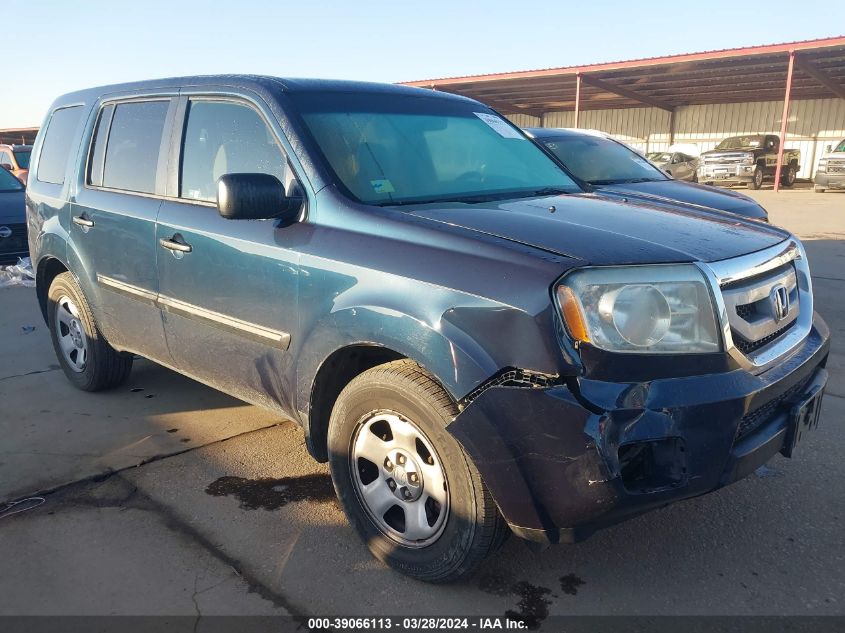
top-left (589, 177), bottom-right (661, 185)
top-left (375, 187), bottom-right (575, 207)
top-left (374, 194), bottom-right (506, 207)
top-left (525, 187), bottom-right (573, 197)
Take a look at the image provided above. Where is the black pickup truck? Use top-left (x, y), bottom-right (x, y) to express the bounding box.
top-left (699, 134), bottom-right (800, 189)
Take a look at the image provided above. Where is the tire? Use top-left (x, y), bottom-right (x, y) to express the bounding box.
top-left (747, 166), bottom-right (764, 190)
top-left (328, 359), bottom-right (507, 582)
top-left (781, 163), bottom-right (797, 188)
top-left (814, 186), bottom-right (826, 194)
top-left (47, 272), bottom-right (133, 391)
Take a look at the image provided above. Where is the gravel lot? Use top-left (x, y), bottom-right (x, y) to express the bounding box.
top-left (1, 186), bottom-right (843, 625)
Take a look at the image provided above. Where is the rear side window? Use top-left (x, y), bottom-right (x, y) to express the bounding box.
top-left (100, 101), bottom-right (169, 194)
top-left (37, 106), bottom-right (83, 185)
top-left (180, 100), bottom-right (286, 202)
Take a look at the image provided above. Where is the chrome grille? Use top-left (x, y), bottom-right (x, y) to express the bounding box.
top-left (827, 160), bottom-right (845, 174)
top-left (722, 262), bottom-right (799, 348)
top-left (703, 154), bottom-right (746, 165)
top-left (0, 223), bottom-right (27, 255)
top-left (702, 240), bottom-right (813, 370)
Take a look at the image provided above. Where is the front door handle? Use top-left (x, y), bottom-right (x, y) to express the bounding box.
top-left (72, 214), bottom-right (94, 228)
top-left (159, 236), bottom-right (192, 253)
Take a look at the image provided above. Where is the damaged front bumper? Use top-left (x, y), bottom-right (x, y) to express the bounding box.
top-left (447, 314), bottom-right (830, 545)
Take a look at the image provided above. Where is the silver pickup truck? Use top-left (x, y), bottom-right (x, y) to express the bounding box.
top-left (814, 138), bottom-right (845, 193)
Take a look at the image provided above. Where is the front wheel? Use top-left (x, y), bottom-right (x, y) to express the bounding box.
top-left (814, 186), bottom-right (826, 194)
top-left (47, 272), bottom-right (133, 391)
top-left (328, 360), bottom-right (508, 582)
top-left (747, 166), bottom-right (764, 189)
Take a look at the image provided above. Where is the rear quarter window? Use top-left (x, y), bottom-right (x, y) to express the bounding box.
top-left (37, 106), bottom-right (84, 185)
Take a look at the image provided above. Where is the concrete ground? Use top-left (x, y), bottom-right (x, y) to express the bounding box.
top-left (1, 187), bottom-right (843, 624)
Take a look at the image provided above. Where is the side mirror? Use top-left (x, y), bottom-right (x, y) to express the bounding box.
top-left (0, 163), bottom-right (12, 172)
top-left (827, 144), bottom-right (833, 153)
top-left (217, 173), bottom-right (303, 222)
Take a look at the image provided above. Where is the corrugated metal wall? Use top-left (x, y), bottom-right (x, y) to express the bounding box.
top-left (507, 98), bottom-right (845, 178)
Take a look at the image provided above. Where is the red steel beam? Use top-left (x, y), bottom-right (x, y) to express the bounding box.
top-left (794, 54), bottom-right (845, 100)
top-left (403, 36), bottom-right (845, 87)
top-left (579, 74), bottom-right (674, 111)
top-left (774, 52), bottom-right (795, 193)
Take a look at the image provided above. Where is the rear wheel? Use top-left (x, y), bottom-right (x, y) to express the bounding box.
top-left (781, 163), bottom-right (797, 188)
top-left (747, 166), bottom-right (764, 189)
top-left (328, 359), bottom-right (507, 582)
top-left (47, 273), bottom-right (133, 391)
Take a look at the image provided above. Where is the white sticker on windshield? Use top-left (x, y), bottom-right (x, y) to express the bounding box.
top-left (474, 112), bottom-right (525, 139)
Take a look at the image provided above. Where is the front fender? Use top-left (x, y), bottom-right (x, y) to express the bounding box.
top-left (293, 278), bottom-right (568, 422)
top-left (294, 304), bottom-right (502, 420)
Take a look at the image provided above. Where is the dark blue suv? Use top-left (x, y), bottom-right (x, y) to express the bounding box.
top-left (26, 76), bottom-right (829, 582)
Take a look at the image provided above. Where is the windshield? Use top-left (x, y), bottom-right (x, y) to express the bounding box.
top-left (647, 152), bottom-right (672, 163)
top-left (834, 140), bottom-right (845, 153)
top-left (715, 135), bottom-right (764, 150)
top-left (0, 165), bottom-right (24, 191)
top-left (13, 150), bottom-right (31, 169)
top-left (539, 135), bottom-right (666, 185)
top-left (292, 93), bottom-right (580, 205)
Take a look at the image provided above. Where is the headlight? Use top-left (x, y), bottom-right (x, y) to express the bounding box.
top-left (742, 154), bottom-right (755, 165)
top-left (818, 158), bottom-right (827, 172)
top-left (555, 265), bottom-right (721, 354)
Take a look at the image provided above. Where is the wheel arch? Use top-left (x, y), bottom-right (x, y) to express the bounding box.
top-left (296, 304), bottom-right (511, 462)
top-left (305, 343), bottom-right (408, 462)
top-left (35, 255), bottom-right (70, 324)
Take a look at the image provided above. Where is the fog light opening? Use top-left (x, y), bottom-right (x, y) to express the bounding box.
top-left (618, 438), bottom-right (687, 493)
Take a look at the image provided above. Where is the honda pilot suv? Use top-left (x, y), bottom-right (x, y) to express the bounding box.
top-left (27, 76), bottom-right (829, 582)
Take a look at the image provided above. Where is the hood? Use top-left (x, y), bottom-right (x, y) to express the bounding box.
top-left (0, 190), bottom-right (25, 225)
top-left (595, 180), bottom-right (768, 219)
top-left (406, 193), bottom-right (788, 266)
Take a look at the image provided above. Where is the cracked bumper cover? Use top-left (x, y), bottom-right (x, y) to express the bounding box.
top-left (447, 314), bottom-right (830, 545)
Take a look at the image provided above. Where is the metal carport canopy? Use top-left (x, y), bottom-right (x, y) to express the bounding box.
top-left (403, 36), bottom-right (845, 192)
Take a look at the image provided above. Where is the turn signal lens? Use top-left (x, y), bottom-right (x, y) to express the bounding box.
top-left (557, 285), bottom-right (590, 343)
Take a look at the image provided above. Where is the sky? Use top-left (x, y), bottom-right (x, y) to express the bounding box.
top-left (3, 0), bottom-right (844, 128)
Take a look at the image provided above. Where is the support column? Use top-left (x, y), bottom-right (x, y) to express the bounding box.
top-left (574, 73), bottom-right (581, 128)
top-left (774, 51), bottom-right (795, 193)
top-left (668, 108), bottom-right (676, 147)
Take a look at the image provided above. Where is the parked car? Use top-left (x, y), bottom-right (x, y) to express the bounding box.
top-left (28, 76), bottom-right (829, 582)
top-left (0, 143), bottom-right (32, 184)
top-left (699, 134), bottom-right (800, 190)
top-left (0, 166), bottom-right (27, 264)
top-left (526, 128), bottom-right (768, 220)
top-left (646, 150), bottom-right (699, 182)
top-left (814, 138), bottom-right (845, 193)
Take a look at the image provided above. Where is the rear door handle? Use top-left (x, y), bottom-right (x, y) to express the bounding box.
top-left (72, 214), bottom-right (94, 228)
top-left (159, 236), bottom-right (192, 253)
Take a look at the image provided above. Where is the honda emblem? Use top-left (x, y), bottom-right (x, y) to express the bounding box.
top-left (770, 285), bottom-right (789, 323)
